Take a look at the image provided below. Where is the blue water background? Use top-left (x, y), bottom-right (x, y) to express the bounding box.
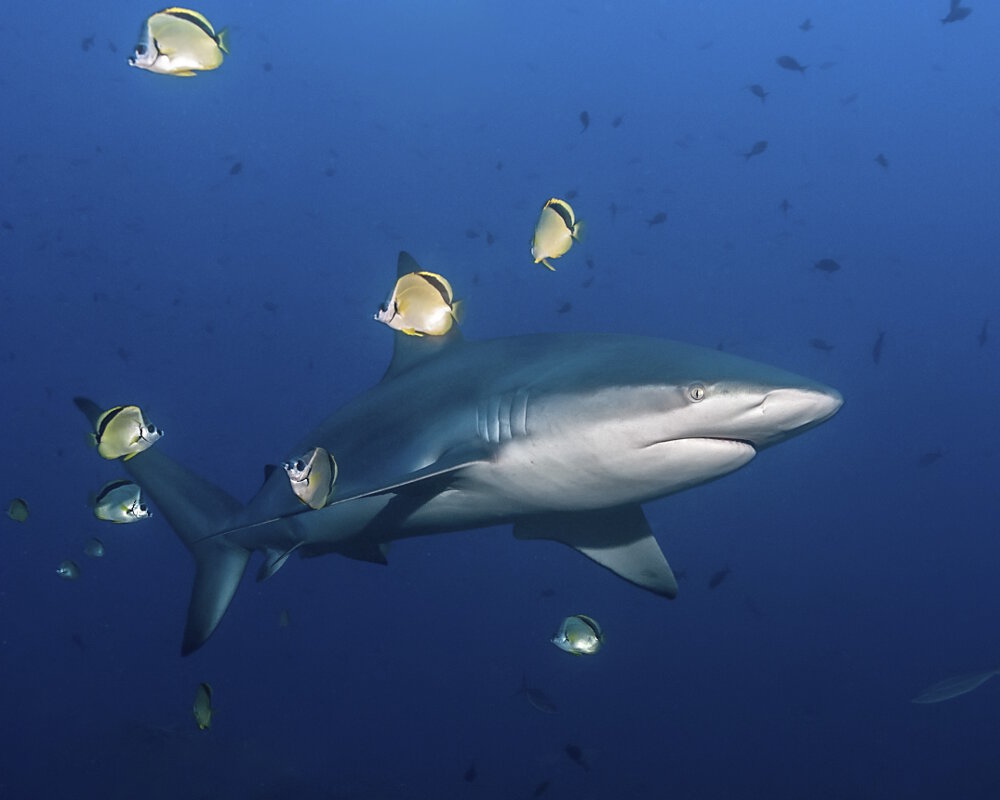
top-left (1, 1), bottom-right (998, 797)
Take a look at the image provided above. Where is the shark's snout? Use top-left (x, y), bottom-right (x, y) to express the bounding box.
top-left (756, 384), bottom-right (843, 446)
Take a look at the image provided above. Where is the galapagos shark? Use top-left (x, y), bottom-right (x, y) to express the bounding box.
top-left (75, 252), bottom-right (843, 655)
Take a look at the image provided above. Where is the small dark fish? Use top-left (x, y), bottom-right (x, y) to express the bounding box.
top-left (941, 1), bottom-right (972, 24)
top-left (579, 110), bottom-right (590, 132)
top-left (749, 84), bottom-right (768, 104)
top-left (263, 301), bottom-right (278, 313)
top-left (918, 449), bottom-right (944, 466)
top-left (532, 780), bottom-right (551, 798)
top-left (609, 202), bottom-right (617, 221)
top-left (743, 140), bottom-right (768, 160)
top-left (814, 258), bottom-right (840, 273)
top-left (323, 166), bottom-right (336, 177)
top-left (539, 588), bottom-right (556, 598)
top-left (465, 228), bottom-right (480, 239)
top-left (518, 676), bottom-right (558, 714)
top-left (810, 338), bottom-right (834, 353)
top-left (839, 92), bottom-right (859, 106)
top-left (486, 231), bottom-right (495, 245)
top-left (874, 153), bottom-right (889, 169)
top-left (565, 745), bottom-right (589, 771)
top-left (611, 114), bottom-right (624, 128)
top-left (262, 62), bottom-right (273, 72)
top-left (463, 763), bottom-right (477, 783)
top-left (646, 211), bottom-right (668, 227)
top-left (585, 258), bottom-right (595, 270)
top-left (556, 302), bottom-right (572, 314)
top-left (107, 40), bottom-right (118, 54)
top-left (819, 61), bottom-right (839, 71)
top-left (1, 220), bottom-right (13, 231)
top-left (117, 346), bottom-right (131, 362)
top-left (229, 161), bottom-right (243, 176)
top-left (799, 18), bottom-right (813, 32)
top-left (564, 188), bottom-right (578, 200)
top-left (779, 198), bottom-right (791, 215)
top-left (708, 567), bottom-right (731, 589)
top-left (81, 35), bottom-right (95, 52)
top-left (495, 160), bottom-right (503, 171)
top-left (776, 55), bottom-right (807, 73)
top-left (977, 318), bottom-right (989, 346)
top-left (872, 330), bottom-right (886, 364)
top-left (581, 276), bottom-right (594, 288)
top-left (71, 633), bottom-right (87, 652)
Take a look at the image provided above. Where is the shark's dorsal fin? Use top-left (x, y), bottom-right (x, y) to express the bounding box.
top-left (379, 252), bottom-right (465, 383)
top-left (514, 505), bottom-right (678, 598)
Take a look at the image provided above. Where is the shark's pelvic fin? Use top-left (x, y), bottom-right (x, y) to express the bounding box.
top-left (513, 505), bottom-right (679, 598)
top-left (74, 398), bottom-right (250, 655)
top-left (380, 252), bottom-right (465, 383)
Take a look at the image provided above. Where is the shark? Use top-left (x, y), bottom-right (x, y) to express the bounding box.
top-left (75, 252), bottom-right (843, 655)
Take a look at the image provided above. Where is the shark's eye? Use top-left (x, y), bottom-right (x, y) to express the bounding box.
top-left (689, 383), bottom-right (705, 401)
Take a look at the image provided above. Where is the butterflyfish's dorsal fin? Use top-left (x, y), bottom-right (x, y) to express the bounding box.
top-left (380, 251), bottom-right (465, 383)
top-left (514, 505), bottom-right (679, 599)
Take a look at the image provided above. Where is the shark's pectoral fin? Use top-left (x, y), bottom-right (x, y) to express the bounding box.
top-left (513, 505), bottom-right (678, 598)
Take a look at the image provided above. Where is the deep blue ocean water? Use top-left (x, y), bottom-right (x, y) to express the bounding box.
top-left (1, 1), bottom-right (998, 797)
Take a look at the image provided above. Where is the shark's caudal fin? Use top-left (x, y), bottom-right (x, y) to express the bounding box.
top-left (74, 397), bottom-right (250, 656)
top-left (513, 505), bottom-right (679, 598)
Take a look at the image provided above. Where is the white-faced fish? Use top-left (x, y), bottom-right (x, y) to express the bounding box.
top-left (283, 446), bottom-right (338, 510)
top-left (193, 682), bottom-right (213, 729)
top-left (531, 198), bottom-right (582, 271)
top-left (56, 560), bottom-right (80, 580)
top-left (91, 404), bottom-right (163, 460)
top-left (83, 538), bottom-right (106, 558)
top-left (375, 271), bottom-right (462, 337)
top-left (551, 614), bottom-right (604, 656)
top-left (129, 8), bottom-right (229, 76)
top-left (911, 667), bottom-right (999, 703)
top-left (93, 480), bottom-right (152, 523)
top-left (6, 497), bottom-right (29, 522)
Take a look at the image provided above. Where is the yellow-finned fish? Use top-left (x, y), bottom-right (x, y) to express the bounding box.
top-left (531, 198), bottom-right (583, 271)
top-left (193, 682), bottom-right (213, 730)
top-left (129, 8), bottom-right (229, 76)
top-left (551, 614), bottom-right (604, 655)
top-left (6, 497), bottom-right (29, 522)
top-left (374, 271), bottom-right (462, 337)
top-left (283, 446), bottom-right (338, 510)
top-left (92, 480), bottom-right (152, 523)
top-left (91, 405), bottom-right (163, 460)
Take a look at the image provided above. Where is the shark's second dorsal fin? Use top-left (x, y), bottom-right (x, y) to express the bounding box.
top-left (380, 252), bottom-right (465, 383)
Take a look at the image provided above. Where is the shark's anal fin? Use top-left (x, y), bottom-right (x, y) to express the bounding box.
top-left (513, 505), bottom-right (678, 598)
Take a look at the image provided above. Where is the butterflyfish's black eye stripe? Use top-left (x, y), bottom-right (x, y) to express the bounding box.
top-left (95, 480), bottom-right (133, 503)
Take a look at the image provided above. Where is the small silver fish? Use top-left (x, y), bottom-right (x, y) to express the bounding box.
top-left (551, 614), bottom-right (604, 655)
top-left (93, 480), bottom-right (152, 523)
top-left (912, 667), bottom-right (1000, 703)
top-left (56, 560), bottom-right (80, 580)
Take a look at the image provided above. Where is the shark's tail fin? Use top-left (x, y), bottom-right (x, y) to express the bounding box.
top-left (74, 397), bottom-right (250, 655)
